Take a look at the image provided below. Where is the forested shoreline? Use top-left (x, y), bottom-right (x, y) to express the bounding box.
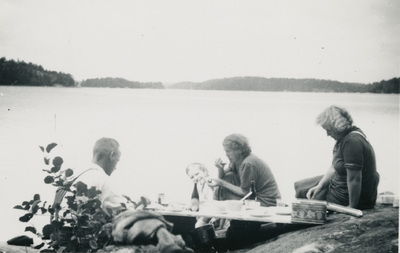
top-left (80, 78), bottom-right (163, 89)
top-left (1, 57), bottom-right (399, 93)
top-left (168, 76), bottom-right (400, 94)
top-left (0, 57), bottom-right (75, 87)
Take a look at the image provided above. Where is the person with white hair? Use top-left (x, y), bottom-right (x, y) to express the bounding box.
top-left (299, 106), bottom-right (380, 210)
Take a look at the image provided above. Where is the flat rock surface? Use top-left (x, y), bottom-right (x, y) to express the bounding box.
top-left (1, 204), bottom-right (398, 253)
top-left (0, 243), bottom-right (39, 253)
top-left (231, 204), bottom-right (398, 253)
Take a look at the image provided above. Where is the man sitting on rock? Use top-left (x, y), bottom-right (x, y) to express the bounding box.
top-left (54, 137), bottom-right (193, 253)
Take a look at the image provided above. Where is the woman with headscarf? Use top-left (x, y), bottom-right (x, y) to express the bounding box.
top-left (207, 133), bottom-right (281, 250)
top-left (303, 106), bottom-right (380, 210)
top-left (208, 133), bottom-right (281, 207)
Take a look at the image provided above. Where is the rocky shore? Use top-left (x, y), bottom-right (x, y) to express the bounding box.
top-left (1, 203), bottom-right (398, 253)
top-left (231, 203), bottom-right (398, 253)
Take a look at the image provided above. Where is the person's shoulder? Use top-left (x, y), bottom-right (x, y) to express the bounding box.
top-left (246, 154), bottom-right (267, 164)
top-left (242, 154), bottom-right (267, 169)
top-left (73, 164), bottom-right (107, 182)
top-left (343, 131), bottom-right (366, 145)
top-left (244, 153), bottom-right (258, 161)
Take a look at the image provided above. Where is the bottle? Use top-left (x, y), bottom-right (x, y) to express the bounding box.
top-left (249, 180), bottom-right (257, 200)
top-left (158, 193), bottom-right (166, 206)
top-left (190, 183), bottom-right (200, 212)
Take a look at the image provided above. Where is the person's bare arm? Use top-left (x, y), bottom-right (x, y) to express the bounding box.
top-left (347, 169), bottom-right (362, 208)
top-left (215, 158), bottom-right (227, 179)
top-left (307, 166), bottom-right (334, 199)
top-left (207, 178), bottom-right (244, 197)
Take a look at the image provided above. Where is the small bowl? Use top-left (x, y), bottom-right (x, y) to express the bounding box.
top-left (244, 200), bottom-right (261, 210)
top-left (168, 202), bottom-right (186, 212)
top-left (224, 200), bottom-right (243, 212)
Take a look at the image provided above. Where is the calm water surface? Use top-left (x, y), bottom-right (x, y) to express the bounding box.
top-left (0, 86), bottom-right (398, 240)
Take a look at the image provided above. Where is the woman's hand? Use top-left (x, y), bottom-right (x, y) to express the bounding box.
top-left (214, 158), bottom-right (226, 170)
top-left (306, 186), bottom-right (322, 200)
top-left (207, 178), bottom-right (224, 188)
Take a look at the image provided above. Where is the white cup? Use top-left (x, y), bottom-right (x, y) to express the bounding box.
top-left (244, 200), bottom-right (261, 209)
top-left (276, 198), bottom-right (286, 207)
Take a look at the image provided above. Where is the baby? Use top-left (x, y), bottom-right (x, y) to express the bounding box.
top-left (186, 163), bottom-right (214, 204)
top-left (186, 163), bottom-right (223, 228)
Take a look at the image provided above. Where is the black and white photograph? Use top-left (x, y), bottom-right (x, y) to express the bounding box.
top-left (0, 1), bottom-right (399, 252)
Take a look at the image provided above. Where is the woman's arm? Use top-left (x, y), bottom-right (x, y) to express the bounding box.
top-left (342, 136), bottom-right (364, 208)
top-left (215, 158), bottom-right (227, 179)
top-left (347, 169), bottom-right (362, 208)
top-left (207, 178), bottom-right (245, 197)
top-left (317, 166), bottom-right (335, 188)
top-left (307, 166), bottom-right (335, 199)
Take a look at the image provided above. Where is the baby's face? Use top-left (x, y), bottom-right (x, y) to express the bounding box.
top-left (187, 167), bottom-right (206, 183)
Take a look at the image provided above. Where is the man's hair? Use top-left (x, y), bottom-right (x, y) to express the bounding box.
top-left (316, 105), bottom-right (353, 132)
top-left (223, 133), bottom-right (252, 157)
top-left (93, 137), bottom-right (120, 161)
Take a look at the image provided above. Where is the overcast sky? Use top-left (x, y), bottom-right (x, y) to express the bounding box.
top-left (1, 0), bottom-right (399, 84)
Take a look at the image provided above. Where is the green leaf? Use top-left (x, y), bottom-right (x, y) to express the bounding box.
top-left (52, 156), bottom-right (64, 167)
top-left (87, 187), bottom-right (101, 199)
top-left (13, 205), bottom-right (25, 210)
top-left (32, 204), bottom-right (39, 214)
top-left (50, 220), bottom-right (64, 229)
top-left (44, 176), bottom-right (54, 184)
top-left (63, 210), bottom-right (70, 217)
top-left (65, 168), bottom-right (74, 177)
top-left (51, 166), bottom-right (61, 173)
top-left (44, 157), bottom-right (50, 165)
top-left (54, 179), bottom-right (65, 186)
top-left (33, 242), bottom-right (45, 249)
top-left (48, 206), bottom-right (55, 215)
top-left (89, 239), bottom-right (98, 249)
top-left (39, 248), bottom-right (56, 252)
top-left (25, 226), bottom-right (37, 234)
top-left (46, 143), bottom-right (57, 153)
top-left (56, 246), bottom-right (66, 253)
top-left (65, 196), bottom-right (78, 211)
top-left (63, 218), bottom-right (75, 224)
top-left (75, 181), bottom-right (88, 197)
top-left (19, 213), bottom-right (34, 222)
top-left (39, 146), bottom-right (44, 152)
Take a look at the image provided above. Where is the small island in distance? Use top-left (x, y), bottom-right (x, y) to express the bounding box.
top-left (1, 57), bottom-right (399, 94)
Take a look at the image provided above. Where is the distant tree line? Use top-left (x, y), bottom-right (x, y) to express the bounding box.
top-left (0, 57), bottom-right (75, 87)
top-left (80, 77), bottom-right (164, 89)
top-left (1, 57), bottom-right (398, 93)
top-left (367, 78), bottom-right (400, 93)
top-left (168, 77), bottom-right (400, 94)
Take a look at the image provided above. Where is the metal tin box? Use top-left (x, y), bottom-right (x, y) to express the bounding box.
top-left (291, 199), bottom-right (327, 224)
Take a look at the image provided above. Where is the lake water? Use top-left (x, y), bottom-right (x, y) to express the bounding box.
top-left (0, 86), bottom-right (398, 241)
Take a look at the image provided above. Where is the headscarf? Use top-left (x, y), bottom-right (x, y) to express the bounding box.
top-left (223, 133), bottom-right (252, 157)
